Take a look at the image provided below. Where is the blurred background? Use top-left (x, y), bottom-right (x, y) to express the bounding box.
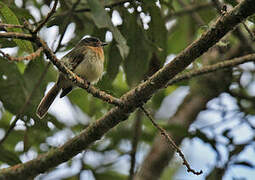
top-left (0, 0), bottom-right (255, 179)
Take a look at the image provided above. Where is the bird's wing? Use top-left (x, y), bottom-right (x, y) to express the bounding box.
top-left (62, 47), bottom-right (88, 71)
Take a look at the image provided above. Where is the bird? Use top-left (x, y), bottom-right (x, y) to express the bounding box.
top-left (36, 37), bottom-right (107, 119)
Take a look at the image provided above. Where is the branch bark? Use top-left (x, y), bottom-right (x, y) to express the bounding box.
top-left (134, 49), bottom-right (234, 180)
top-left (0, 0), bottom-right (255, 179)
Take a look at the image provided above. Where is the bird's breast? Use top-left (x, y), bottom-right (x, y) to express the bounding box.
top-left (74, 48), bottom-right (104, 83)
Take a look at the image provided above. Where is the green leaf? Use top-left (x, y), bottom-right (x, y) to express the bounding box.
top-left (0, 110), bottom-right (13, 129)
top-left (9, 5), bottom-right (35, 21)
top-left (248, 14), bottom-right (255, 24)
top-left (151, 90), bottom-right (166, 110)
top-left (94, 170), bottom-right (127, 180)
top-left (23, 58), bottom-right (56, 117)
top-left (122, 14), bottom-right (152, 87)
top-left (0, 38), bottom-right (16, 48)
top-left (0, 56), bottom-right (56, 117)
top-left (0, 145), bottom-right (21, 165)
top-left (68, 88), bottom-right (89, 114)
top-left (0, 2), bottom-right (33, 53)
top-left (105, 42), bottom-right (122, 83)
top-left (145, 5), bottom-right (168, 64)
top-left (224, 0), bottom-right (238, 7)
top-left (87, 0), bottom-right (129, 59)
top-left (0, 57), bottom-right (27, 114)
top-left (112, 70), bottom-right (129, 97)
top-left (167, 16), bottom-right (189, 54)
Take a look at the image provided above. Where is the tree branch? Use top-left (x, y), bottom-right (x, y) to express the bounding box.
top-left (0, 47), bottom-right (43, 61)
top-left (0, 32), bottom-right (33, 41)
top-left (0, 0), bottom-right (255, 179)
top-left (33, 0), bottom-right (58, 34)
top-left (0, 23), bottom-right (25, 29)
top-left (167, 53), bottom-right (255, 86)
top-left (0, 62), bottom-right (51, 146)
top-left (129, 110), bottom-right (142, 180)
top-left (140, 106), bottom-right (202, 175)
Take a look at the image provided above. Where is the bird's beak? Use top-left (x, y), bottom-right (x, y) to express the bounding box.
top-left (101, 42), bottom-right (108, 46)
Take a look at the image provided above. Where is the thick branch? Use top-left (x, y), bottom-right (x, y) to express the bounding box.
top-left (0, 0), bottom-right (255, 179)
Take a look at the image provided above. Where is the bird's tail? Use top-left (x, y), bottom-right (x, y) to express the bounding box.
top-left (36, 83), bottom-right (61, 119)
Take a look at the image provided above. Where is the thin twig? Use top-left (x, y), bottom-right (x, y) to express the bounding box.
top-left (72, 0), bottom-right (81, 10)
top-left (53, 27), bottom-right (67, 53)
top-left (0, 62), bottom-right (51, 145)
top-left (139, 106), bottom-right (203, 175)
top-left (166, 53), bottom-right (255, 86)
top-left (33, 0), bottom-right (58, 34)
top-left (0, 32), bottom-right (33, 40)
top-left (129, 110), bottom-right (142, 180)
top-left (0, 23), bottom-right (24, 29)
top-left (242, 22), bottom-right (255, 41)
top-left (0, 116), bottom-right (20, 145)
top-left (0, 47), bottom-right (43, 61)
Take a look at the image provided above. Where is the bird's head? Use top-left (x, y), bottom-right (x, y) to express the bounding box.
top-left (80, 37), bottom-right (107, 47)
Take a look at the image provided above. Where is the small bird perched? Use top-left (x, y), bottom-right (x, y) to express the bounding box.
top-left (36, 37), bottom-right (107, 119)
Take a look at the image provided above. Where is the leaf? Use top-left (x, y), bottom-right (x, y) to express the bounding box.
top-left (87, 0), bottom-right (129, 59)
top-left (0, 110), bottom-right (13, 129)
top-left (68, 88), bottom-right (89, 114)
top-left (248, 14), bottom-right (255, 24)
top-left (98, 42), bottom-right (123, 90)
top-left (94, 170), bottom-right (127, 180)
top-left (0, 56), bottom-right (56, 117)
top-left (145, 5), bottom-right (168, 64)
top-left (0, 2), bottom-right (33, 53)
top-left (0, 57), bottom-right (27, 114)
top-left (106, 43), bottom-right (122, 82)
top-left (167, 16), bottom-right (190, 54)
top-left (23, 57), bottom-right (57, 117)
top-left (122, 14), bottom-right (152, 87)
top-left (152, 90), bottom-right (166, 110)
top-left (0, 38), bottom-right (17, 48)
top-left (224, 0), bottom-right (238, 7)
top-left (0, 145), bottom-right (21, 165)
top-left (9, 5), bottom-right (35, 21)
